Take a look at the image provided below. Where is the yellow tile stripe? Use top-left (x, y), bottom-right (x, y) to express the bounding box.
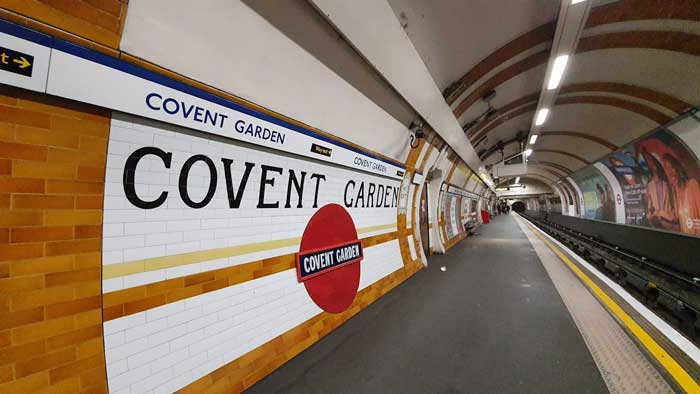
top-left (103, 223), bottom-right (397, 280)
top-left (356, 223), bottom-right (397, 235)
top-left (525, 220), bottom-right (700, 394)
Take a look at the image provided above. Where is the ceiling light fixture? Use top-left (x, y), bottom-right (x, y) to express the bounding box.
top-left (547, 55), bottom-right (569, 90)
top-left (535, 109), bottom-right (549, 126)
top-left (529, 134), bottom-right (538, 144)
top-left (515, 177), bottom-right (520, 183)
top-left (524, 149), bottom-right (533, 157)
top-left (571, 0), bottom-right (586, 4)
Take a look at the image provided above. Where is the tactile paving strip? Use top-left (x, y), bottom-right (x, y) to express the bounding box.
top-left (515, 217), bottom-right (674, 394)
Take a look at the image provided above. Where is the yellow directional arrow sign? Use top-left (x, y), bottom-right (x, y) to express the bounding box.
top-left (0, 46), bottom-right (34, 77)
top-left (12, 56), bottom-right (31, 69)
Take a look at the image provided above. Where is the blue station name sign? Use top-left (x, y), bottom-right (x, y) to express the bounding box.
top-left (0, 19), bottom-right (406, 181)
top-left (296, 240), bottom-right (363, 282)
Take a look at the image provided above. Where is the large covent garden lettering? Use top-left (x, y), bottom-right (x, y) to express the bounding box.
top-left (123, 146), bottom-right (400, 210)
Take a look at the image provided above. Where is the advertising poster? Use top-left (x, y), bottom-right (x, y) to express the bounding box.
top-left (443, 194), bottom-right (455, 239)
top-left (453, 196), bottom-right (462, 235)
top-left (461, 198), bottom-right (469, 225)
top-left (572, 166), bottom-right (616, 221)
top-left (602, 128), bottom-right (700, 235)
top-left (603, 143), bottom-right (645, 224)
top-left (470, 198), bottom-right (477, 221)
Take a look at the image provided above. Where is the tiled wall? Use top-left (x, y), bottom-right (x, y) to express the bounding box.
top-left (0, 86), bottom-right (109, 393)
top-left (102, 114), bottom-right (400, 293)
top-left (180, 249), bottom-right (421, 393)
top-left (0, 4), bottom-right (476, 393)
top-left (0, 86), bottom-right (427, 394)
top-left (104, 240), bottom-right (403, 394)
top-left (99, 113), bottom-right (406, 393)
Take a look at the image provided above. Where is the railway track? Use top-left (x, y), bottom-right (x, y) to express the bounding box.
top-left (521, 211), bottom-right (700, 346)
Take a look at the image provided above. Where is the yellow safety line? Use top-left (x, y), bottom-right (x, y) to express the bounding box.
top-left (103, 223), bottom-right (397, 279)
top-left (524, 219), bottom-right (700, 394)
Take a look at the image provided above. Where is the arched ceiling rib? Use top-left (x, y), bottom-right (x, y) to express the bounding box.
top-left (530, 152), bottom-right (583, 174)
top-left (516, 174), bottom-right (556, 185)
top-left (557, 95), bottom-right (671, 124)
top-left (526, 167), bottom-right (562, 183)
top-left (469, 82), bottom-right (690, 140)
top-left (390, 1), bottom-right (699, 187)
top-left (540, 131), bottom-right (618, 150)
top-left (532, 149), bottom-right (590, 165)
top-left (529, 164), bottom-right (568, 179)
top-left (471, 94), bottom-right (671, 146)
top-left (559, 83), bottom-right (691, 113)
top-left (453, 30), bottom-right (700, 118)
top-left (446, 0), bottom-right (700, 106)
top-left (530, 160), bottom-right (573, 175)
top-left (480, 133), bottom-right (607, 164)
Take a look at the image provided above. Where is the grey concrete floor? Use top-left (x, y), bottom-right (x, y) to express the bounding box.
top-left (249, 213), bottom-right (608, 394)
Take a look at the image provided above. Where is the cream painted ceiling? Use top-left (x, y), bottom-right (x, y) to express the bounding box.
top-left (387, 0), bottom-right (559, 90)
top-left (388, 0), bottom-right (700, 190)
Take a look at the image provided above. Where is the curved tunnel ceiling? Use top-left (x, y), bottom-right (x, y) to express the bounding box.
top-left (389, 0), bottom-right (700, 185)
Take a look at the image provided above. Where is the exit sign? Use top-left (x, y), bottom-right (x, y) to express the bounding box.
top-left (0, 46), bottom-right (34, 77)
top-left (0, 30), bottom-right (50, 92)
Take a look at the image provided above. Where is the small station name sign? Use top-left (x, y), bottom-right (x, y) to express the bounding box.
top-left (0, 20), bottom-right (406, 181)
top-left (310, 143), bottom-right (332, 157)
top-left (447, 184), bottom-right (478, 199)
top-left (296, 240), bottom-right (363, 282)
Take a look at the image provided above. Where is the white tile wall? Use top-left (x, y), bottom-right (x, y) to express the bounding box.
top-left (103, 114), bottom-right (409, 393)
top-left (357, 226), bottom-right (398, 239)
top-left (103, 114), bottom-right (400, 291)
top-left (407, 235), bottom-right (417, 261)
top-left (104, 242), bottom-right (401, 394)
top-left (358, 240), bottom-right (403, 291)
top-left (406, 184), bottom-right (415, 228)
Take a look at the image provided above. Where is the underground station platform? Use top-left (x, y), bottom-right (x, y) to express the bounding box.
top-left (1, 1), bottom-right (700, 393)
top-left (249, 213), bottom-right (697, 394)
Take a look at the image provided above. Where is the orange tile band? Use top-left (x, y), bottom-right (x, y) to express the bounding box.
top-left (0, 86), bottom-right (109, 393)
top-left (103, 231), bottom-right (399, 322)
top-left (179, 247), bottom-right (423, 393)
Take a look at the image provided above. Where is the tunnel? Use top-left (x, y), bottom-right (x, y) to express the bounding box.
top-left (512, 201), bottom-right (526, 213)
top-left (0, 1), bottom-right (699, 393)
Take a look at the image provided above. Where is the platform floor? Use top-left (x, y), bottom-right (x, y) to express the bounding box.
top-left (250, 213), bottom-right (627, 393)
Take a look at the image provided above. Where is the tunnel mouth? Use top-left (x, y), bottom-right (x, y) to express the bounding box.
top-left (512, 201), bottom-right (526, 213)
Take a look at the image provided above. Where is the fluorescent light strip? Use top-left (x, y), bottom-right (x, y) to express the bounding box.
top-left (535, 108), bottom-right (549, 126)
top-left (515, 177), bottom-right (520, 183)
top-left (529, 134), bottom-right (538, 144)
top-left (547, 55), bottom-right (569, 90)
top-left (571, 0), bottom-right (586, 4)
top-left (524, 149), bottom-right (533, 157)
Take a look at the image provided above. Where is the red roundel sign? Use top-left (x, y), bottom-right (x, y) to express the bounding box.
top-left (296, 204), bottom-right (363, 313)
